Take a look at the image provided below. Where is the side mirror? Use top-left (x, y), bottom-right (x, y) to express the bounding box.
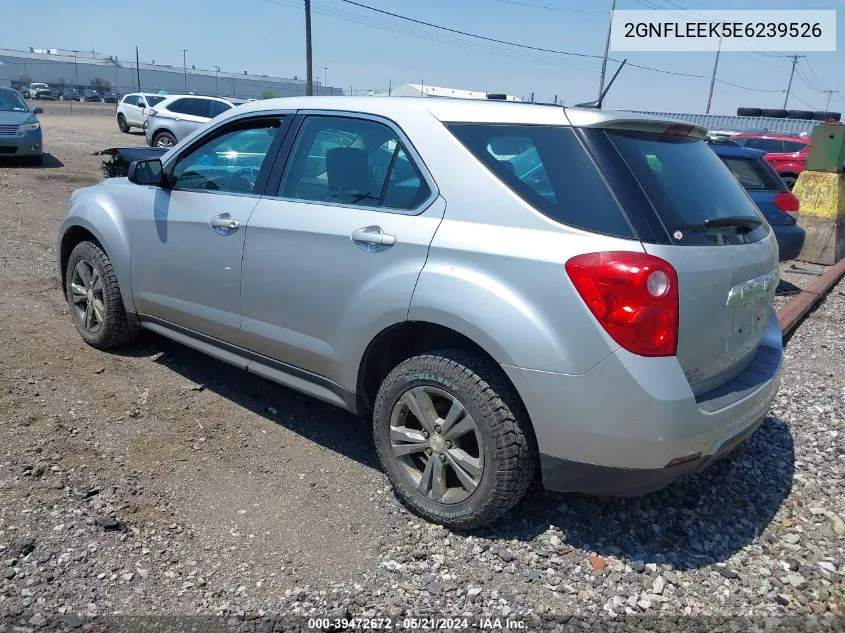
top-left (32, 107), bottom-right (43, 115)
top-left (128, 159), bottom-right (166, 186)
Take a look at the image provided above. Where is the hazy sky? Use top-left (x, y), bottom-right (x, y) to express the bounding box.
top-left (4, 0), bottom-right (843, 114)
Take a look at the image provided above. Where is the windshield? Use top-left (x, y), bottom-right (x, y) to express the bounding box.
top-left (0, 91), bottom-right (28, 112)
top-left (603, 129), bottom-right (768, 245)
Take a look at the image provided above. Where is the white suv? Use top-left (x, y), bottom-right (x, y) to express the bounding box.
top-left (116, 93), bottom-right (168, 133)
top-left (143, 95), bottom-right (234, 148)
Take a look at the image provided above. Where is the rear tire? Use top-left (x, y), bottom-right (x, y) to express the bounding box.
top-left (152, 131), bottom-right (176, 148)
top-left (65, 241), bottom-right (139, 349)
top-left (373, 349), bottom-right (537, 530)
top-left (780, 173), bottom-right (798, 190)
top-left (117, 114), bottom-right (129, 133)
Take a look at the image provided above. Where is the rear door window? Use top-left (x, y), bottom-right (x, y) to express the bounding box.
top-left (782, 140), bottom-right (808, 153)
top-left (747, 138), bottom-right (785, 153)
top-left (209, 100), bottom-right (232, 118)
top-left (278, 115), bottom-right (430, 211)
top-left (603, 129), bottom-right (768, 246)
top-left (168, 98), bottom-right (208, 117)
top-left (147, 95), bottom-right (165, 107)
top-left (447, 124), bottom-right (633, 238)
top-left (719, 156), bottom-right (785, 191)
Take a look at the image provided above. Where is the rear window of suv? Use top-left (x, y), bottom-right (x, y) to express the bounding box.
top-left (719, 155), bottom-right (785, 191)
top-left (447, 124), bottom-right (634, 238)
top-left (603, 129), bottom-right (768, 246)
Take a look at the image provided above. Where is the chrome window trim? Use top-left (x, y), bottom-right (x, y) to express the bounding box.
top-left (261, 109), bottom-right (440, 217)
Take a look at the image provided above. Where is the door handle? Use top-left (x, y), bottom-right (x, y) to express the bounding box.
top-left (351, 226), bottom-right (396, 249)
top-left (210, 213), bottom-right (240, 234)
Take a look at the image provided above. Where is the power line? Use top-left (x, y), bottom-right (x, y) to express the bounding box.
top-left (265, 0), bottom-right (784, 95)
top-left (338, 0), bottom-right (606, 60)
top-left (492, 0), bottom-right (604, 15)
top-left (264, 0), bottom-right (602, 72)
top-left (803, 59), bottom-right (829, 91)
top-left (795, 66), bottom-right (825, 94)
top-left (338, 0), bottom-right (783, 91)
top-left (790, 92), bottom-right (820, 112)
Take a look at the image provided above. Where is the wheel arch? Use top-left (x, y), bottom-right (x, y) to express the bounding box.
top-left (58, 212), bottom-right (136, 315)
top-left (356, 320), bottom-right (527, 421)
top-left (151, 128), bottom-right (177, 145)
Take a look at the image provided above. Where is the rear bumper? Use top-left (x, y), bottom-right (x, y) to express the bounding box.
top-left (773, 223), bottom-right (806, 261)
top-left (539, 412), bottom-right (765, 496)
top-left (503, 309), bottom-right (782, 494)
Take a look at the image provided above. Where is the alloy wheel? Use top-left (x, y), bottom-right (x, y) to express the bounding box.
top-left (69, 259), bottom-right (106, 334)
top-left (389, 385), bottom-right (484, 504)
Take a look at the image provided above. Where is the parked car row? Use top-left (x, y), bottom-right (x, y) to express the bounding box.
top-left (21, 83), bottom-right (119, 103)
top-left (60, 97), bottom-right (787, 528)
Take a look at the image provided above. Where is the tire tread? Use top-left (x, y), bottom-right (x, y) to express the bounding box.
top-left (373, 349), bottom-right (536, 530)
top-left (66, 241), bottom-right (138, 349)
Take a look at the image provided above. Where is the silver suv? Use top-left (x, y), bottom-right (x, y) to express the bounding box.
top-left (57, 97), bottom-right (782, 529)
top-left (144, 95), bottom-right (234, 148)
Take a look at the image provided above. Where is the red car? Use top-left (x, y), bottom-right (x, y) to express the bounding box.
top-left (731, 133), bottom-right (810, 190)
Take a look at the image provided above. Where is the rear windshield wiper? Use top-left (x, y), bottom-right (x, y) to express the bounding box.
top-left (676, 216), bottom-right (763, 234)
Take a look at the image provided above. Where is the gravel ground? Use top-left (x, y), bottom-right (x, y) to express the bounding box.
top-left (0, 113), bottom-right (843, 632)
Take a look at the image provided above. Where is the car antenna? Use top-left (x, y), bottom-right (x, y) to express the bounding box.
top-left (576, 58), bottom-right (627, 109)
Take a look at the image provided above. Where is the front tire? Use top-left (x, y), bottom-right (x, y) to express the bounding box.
top-left (373, 350), bottom-right (537, 530)
top-left (780, 174), bottom-right (798, 190)
top-left (117, 114), bottom-right (129, 133)
top-left (65, 241), bottom-right (139, 349)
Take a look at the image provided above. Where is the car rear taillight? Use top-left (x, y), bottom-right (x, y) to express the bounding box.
top-left (774, 191), bottom-right (800, 219)
top-left (148, 109), bottom-right (158, 117)
top-left (565, 252), bottom-right (679, 357)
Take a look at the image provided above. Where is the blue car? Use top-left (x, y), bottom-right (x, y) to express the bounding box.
top-left (0, 87), bottom-right (44, 165)
top-left (709, 141), bottom-right (805, 261)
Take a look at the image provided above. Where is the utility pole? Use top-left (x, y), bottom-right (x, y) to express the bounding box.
top-left (597, 0), bottom-right (617, 102)
top-left (135, 47), bottom-right (141, 92)
top-left (705, 36), bottom-right (722, 114)
top-left (181, 49), bottom-right (189, 92)
top-left (783, 54), bottom-right (805, 109)
top-left (305, 0), bottom-right (314, 96)
top-left (214, 66), bottom-right (220, 96)
top-left (323, 66), bottom-right (328, 95)
top-left (823, 89), bottom-right (839, 111)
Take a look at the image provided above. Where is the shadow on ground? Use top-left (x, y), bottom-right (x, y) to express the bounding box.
top-left (113, 331), bottom-right (794, 571)
top-left (0, 153), bottom-right (64, 169)
top-left (113, 332), bottom-right (379, 470)
top-left (776, 278), bottom-right (803, 297)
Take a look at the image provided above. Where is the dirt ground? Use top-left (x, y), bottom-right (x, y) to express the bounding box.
top-left (0, 109), bottom-right (843, 629)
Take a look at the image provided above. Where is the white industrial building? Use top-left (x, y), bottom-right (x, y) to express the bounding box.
top-left (370, 83), bottom-right (521, 101)
top-left (0, 47), bottom-right (343, 99)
